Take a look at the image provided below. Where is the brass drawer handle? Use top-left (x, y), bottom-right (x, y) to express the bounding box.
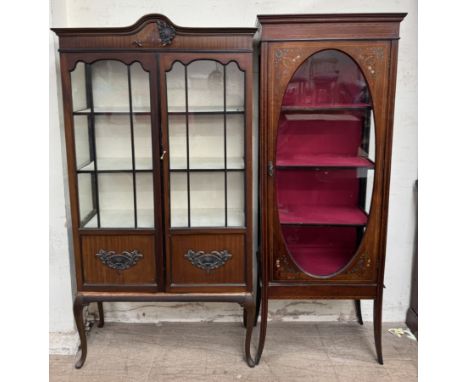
top-left (185, 250), bottom-right (232, 273)
top-left (96, 249), bottom-right (143, 270)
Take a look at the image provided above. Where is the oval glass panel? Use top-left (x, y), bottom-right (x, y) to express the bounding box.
top-left (276, 50), bottom-right (375, 277)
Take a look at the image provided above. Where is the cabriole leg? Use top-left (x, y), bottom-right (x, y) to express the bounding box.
top-left (244, 299), bottom-right (256, 367)
top-left (354, 299), bottom-right (364, 325)
top-left (374, 292), bottom-right (384, 364)
top-left (73, 295), bottom-right (88, 369)
top-left (97, 302), bottom-right (104, 328)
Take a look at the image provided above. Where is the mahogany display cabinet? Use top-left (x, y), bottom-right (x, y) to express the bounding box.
top-left (52, 14), bottom-right (257, 368)
top-left (254, 13), bottom-right (406, 365)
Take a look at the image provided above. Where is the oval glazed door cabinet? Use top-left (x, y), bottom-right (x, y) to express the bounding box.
top-left (255, 13), bottom-right (406, 365)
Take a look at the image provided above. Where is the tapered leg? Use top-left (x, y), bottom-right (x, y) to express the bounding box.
top-left (244, 300), bottom-right (256, 368)
top-left (243, 279), bottom-right (261, 328)
top-left (97, 302), bottom-right (104, 328)
top-left (254, 264), bottom-right (261, 327)
top-left (374, 293), bottom-right (384, 365)
top-left (73, 296), bottom-right (88, 369)
top-left (354, 299), bottom-right (364, 325)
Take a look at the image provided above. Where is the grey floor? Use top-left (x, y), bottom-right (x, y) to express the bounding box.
top-left (50, 321), bottom-right (417, 382)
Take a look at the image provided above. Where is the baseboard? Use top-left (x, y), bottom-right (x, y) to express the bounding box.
top-left (49, 331), bottom-right (79, 355)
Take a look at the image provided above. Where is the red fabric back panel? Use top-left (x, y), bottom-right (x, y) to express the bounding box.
top-left (281, 226), bottom-right (358, 276)
top-left (276, 169), bottom-right (360, 209)
top-left (276, 114), bottom-right (364, 160)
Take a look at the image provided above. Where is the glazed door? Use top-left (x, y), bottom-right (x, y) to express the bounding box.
top-left (267, 43), bottom-right (390, 282)
top-left (64, 54), bottom-right (164, 291)
top-left (159, 53), bottom-right (252, 292)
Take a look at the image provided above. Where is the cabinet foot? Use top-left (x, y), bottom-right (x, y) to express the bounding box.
top-left (97, 302), bottom-right (104, 328)
top-left (374, 293), bottom-right (384, 365)
top-left (73, 296), bottom-right (88, 369)
top-left (244, 300), bottom-right (256, 367)
top-left (354, 299), bottom-right (364, 325)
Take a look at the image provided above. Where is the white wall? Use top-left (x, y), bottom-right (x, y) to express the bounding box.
top-left (50, 0), bottom-right (417, 352)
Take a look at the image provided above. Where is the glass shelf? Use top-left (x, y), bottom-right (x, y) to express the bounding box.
top-left (73, 106), bottom-right (151, 115)
top-left (276, 155), bottom-right (374, 169)
top-left (83, 209), bottom-right (154, 228)
top-left (168, 105), bottom-right (244, 114)
top-left (171, 208), bottom-right (245, 228)
top-left (169, 156), bottom-right (245, 170)
top-left (77, 157), bottom-right (153, 172)
top-left (279, 206), bottom-right (368, 226)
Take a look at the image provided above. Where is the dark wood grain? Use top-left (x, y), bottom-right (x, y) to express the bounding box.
top-left (81, 234), bottom-right (157, 287)
top-left (255, 13), bottom-right (406, 366)
top-left (169, 233), bottom-right (246, 290)
top-left (53, 14), bottom-right (256, 368)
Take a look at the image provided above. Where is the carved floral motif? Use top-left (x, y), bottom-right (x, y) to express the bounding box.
top-left (185, 250), bottom-right (232, 272)
top-left (156, 20), bottom-right (176, 46)
top-left (96, 249), bottom-right (143, 271)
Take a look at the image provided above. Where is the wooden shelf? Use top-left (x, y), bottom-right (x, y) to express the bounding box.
top-left (281, 104), bottom-right (371, 113)
top-left (279, 206), bottom-right (368, 226)
top-left (276, 155), bottom-right (374, 169)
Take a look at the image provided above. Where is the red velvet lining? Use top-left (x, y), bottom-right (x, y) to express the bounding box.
top-left (281, 226), bottom-right (357, 276)
top-left (276, 115), bottom-right (365, 161)
top-left (277, 169), bottom-right (359, 204)
top-left (274, 50), bottom-right (370, 276)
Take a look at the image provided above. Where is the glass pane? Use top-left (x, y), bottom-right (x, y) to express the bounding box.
top-left (170, 172), bottom-right (188, 227)
top-left (130, 63), bottom-right (150, 112)
top-left (92, 61), bottom-right (129, 112)
top-left (134, 115), bottom-right (152, 170)
top-left (190, 172), bottom-right (224, 227)
top-left (189, 115), bottom-right (224, 169)
top-left (277, 169), bottom-right (370, 225)
top-left (77, 173), bottom-right (96, 227)
top-left (136, 173), bottom-right (154, 228)
top-left (226, 114), bottom-right (244, 169)
top-left (98, 173), bottom-right (134, 228)
top-left (166, 62), bottom-right (186, 112)
top-left (95, 115), bottom-right (132, 170)
top-left (281, 226), bottom-right (359, 277)
top-left (226, 62), bottom-right (244, 111)
top-left (227, 171), bottom-right (244, 226)
top-left (276, 50), bottom-right (375, 277)
top-left (169, 115), bottom-right (187, 170)
top-left (74, 116), bottom-right (92, 170)
top-left (187, 60), bottom-right (223, 112)
top-left (71, 62), bottom-right (87, 112)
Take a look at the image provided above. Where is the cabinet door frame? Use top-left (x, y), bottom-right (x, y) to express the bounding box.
top-left (60, 52), bottom-right (164, 292)
top-left (262, 41), bottom-right (393, 284)
top-left (158, 52), bottom-right (253, 293)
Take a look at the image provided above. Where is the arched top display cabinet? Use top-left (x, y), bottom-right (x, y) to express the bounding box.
top-left (52, 14), bottom-right (257, 369)
top-left (256, 13), bottom-right (406, 366)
